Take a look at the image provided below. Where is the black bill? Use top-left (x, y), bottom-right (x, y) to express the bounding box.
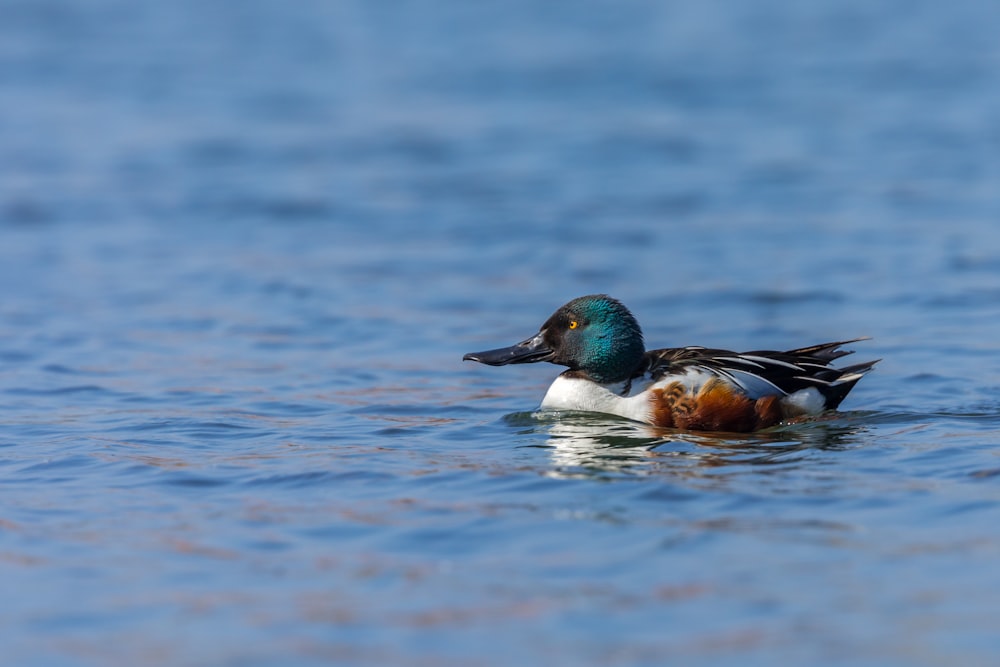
top-left (463, 332), bottom-right (553, 366)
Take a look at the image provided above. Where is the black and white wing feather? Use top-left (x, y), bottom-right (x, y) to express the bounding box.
top-left (641, 338), bottom-right (878, 409)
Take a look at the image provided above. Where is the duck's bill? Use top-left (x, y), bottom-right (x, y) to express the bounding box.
top-left (463, 333), bottom-right (553, 366)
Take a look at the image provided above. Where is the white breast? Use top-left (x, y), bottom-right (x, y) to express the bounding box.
top-left (540, 375), bottom-right (654, 423)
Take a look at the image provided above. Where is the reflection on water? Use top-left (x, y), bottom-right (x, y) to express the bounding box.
top-left (509, 410), bottom-right (876, 478)
top-left (507, 411), bottom-right (665, 475)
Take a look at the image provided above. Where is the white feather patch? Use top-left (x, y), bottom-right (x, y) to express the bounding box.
top-left (540, 375), bottom-right (654, 423)
top-left (780, 387), bottom-right (826, 416)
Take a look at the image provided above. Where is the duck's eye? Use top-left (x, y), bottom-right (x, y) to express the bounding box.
top-left (568, 320), bottom-right (579, 330)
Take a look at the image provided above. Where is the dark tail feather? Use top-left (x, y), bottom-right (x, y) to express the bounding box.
top-left (818, 358), bottom-right (881, 409)
top-left (785, 337), bottom-right (872, 363)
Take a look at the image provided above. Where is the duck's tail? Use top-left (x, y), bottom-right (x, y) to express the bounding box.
top-left (785, 338), bottom-right (880, 409)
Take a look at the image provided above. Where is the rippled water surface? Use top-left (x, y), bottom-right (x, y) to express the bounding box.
top-left (3, 1), bottom-right (1000, 665)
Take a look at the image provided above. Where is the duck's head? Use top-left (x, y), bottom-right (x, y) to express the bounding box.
top-left (463, 294), bottom-right (645, 384)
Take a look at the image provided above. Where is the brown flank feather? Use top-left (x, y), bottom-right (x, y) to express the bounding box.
top-left (651, 378), bottom-right (787, 432)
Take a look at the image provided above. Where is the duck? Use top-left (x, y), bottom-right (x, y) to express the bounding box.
top-left (463, 294), bottom-right (878, 432)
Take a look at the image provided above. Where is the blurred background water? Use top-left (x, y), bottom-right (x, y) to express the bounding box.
top-left (2, 0), bottom-right (1000, 665)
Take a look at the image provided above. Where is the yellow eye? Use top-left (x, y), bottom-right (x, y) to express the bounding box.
top-left (569, 320), bottom-right (579, 329)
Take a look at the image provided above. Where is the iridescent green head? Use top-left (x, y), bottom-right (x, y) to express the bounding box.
top-left (463, 294), bottom-right (646, 384)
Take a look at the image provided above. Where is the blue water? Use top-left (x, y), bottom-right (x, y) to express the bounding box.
top-left (3, 1), bottom-right (1000, 665)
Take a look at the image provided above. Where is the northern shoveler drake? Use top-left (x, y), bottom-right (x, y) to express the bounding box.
top-left (463, 295), bottom-right (878, 432)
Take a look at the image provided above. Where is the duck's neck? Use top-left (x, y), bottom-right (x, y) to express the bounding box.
top-left (584, 354), bottom-right (644, 384)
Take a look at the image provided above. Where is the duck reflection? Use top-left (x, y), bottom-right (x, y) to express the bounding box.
top-left (505, 410), bottom-right (873, 479)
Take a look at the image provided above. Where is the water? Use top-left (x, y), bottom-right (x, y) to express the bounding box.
top-left (3, 0), bottom-right (1000, 664)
